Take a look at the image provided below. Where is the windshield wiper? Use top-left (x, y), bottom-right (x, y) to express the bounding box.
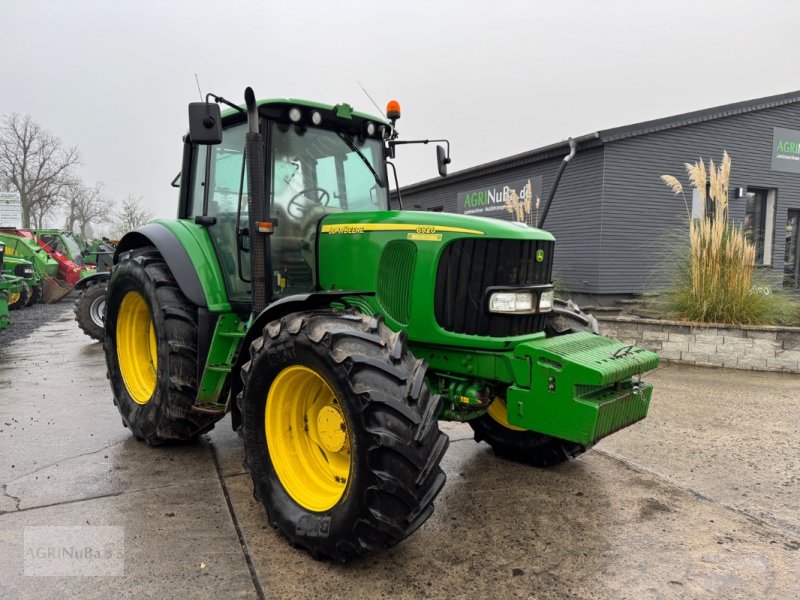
top-left (337, 132), bottom-right (384, 187)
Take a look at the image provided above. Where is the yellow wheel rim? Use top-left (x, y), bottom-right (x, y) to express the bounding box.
top-left (8, 291), bottom-right (20, 305)
top-left (265, 365), bottom-right (351, 512)
top-left (487, 397), bottom-right (526, 431)
top-left (116, 291), bottom-right (158, 405)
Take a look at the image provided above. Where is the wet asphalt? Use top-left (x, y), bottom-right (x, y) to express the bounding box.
top-left (0, 306), bottom-right (798, 599)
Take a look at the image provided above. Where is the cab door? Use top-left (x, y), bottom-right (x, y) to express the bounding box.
top-left (186, 121), bottom-right (252, 309)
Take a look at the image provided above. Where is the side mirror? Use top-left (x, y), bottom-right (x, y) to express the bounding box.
top-left (436, 144), bottom-right (450, 177)
top-left (188, 102), bottom-right (222, 145)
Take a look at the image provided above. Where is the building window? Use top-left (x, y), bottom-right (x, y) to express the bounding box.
top-left (691, 188), bottom-right (704, 219)
top-left (690, 186), bottom-right (719, 221)
top-left (785, 210), bottom-right (799, 288)
top-left (743, 188), bottom-right (776, 265)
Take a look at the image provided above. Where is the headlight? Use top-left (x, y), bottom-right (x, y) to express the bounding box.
top-left (538, 289), bottom-right (555, 312)
top-left (14, 264), bottom-right (32, 277)
top-left (288, 107), bottom-right (303, 123)
top-left (489, 291), bottom-right (536, 314)
top-left (488, 287), bottom-right (554, 314)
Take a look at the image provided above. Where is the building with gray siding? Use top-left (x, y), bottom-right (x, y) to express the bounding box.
top-left (399, 90), bottom-right (800, 303)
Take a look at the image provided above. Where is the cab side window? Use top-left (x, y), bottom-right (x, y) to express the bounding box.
top-left (207, 125), bottom-right (247, 218)
top-left (188, 145), bottom-right (208, 217)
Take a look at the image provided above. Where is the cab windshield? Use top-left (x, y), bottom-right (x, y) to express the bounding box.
top-left (270, 122), bottom-right (388, 219)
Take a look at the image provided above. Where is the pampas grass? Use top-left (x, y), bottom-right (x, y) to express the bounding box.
top-left (660, 152), bottom-right (799, 325)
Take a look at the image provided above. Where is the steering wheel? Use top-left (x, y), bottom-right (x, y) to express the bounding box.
top-left (286, 188), bottom-right (330, 219)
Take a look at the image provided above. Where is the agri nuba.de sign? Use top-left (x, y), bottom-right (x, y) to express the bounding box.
top-left (456, 176), bottom-right (543, 220)
top-left (771, 127), bottom-right (800, 174)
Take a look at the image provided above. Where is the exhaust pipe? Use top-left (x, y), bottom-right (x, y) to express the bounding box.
top-left (244, 87), bottom-right (270, 313)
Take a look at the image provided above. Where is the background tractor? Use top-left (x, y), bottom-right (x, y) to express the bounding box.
top-left (104, 88), bottom-right (659, 562)
top-left (1, 254), bottom-right (38, 309)
top-left (72, 237), bottom-right (116, 341)
top-left (0, 242), bottom-right (12, 329)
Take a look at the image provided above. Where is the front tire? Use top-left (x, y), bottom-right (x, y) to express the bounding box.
top-left (75, 281), bottom-right (107, 341)
top-left (238, 311), bottom-right (448, 562)
top-left (469, 298), bottom-right (597, 466)
top-left (8, 281), bottom-right (30, 310)
top-left (104, 246), bottom-right (221, 445)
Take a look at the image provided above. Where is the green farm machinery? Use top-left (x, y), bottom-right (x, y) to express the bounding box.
top-left (104, 89), bottom-right (659, 561)
top-left (72, 237), bottom-right (116, 342)
top-left (1, 254), bottom-right (39, 309)
top-left (0, 228), bottom-right (104, 308)
top-left (0, 241), bottom-right (12, 329)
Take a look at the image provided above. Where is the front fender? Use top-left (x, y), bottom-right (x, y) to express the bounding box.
top-left (228, 291), bottom-right (374, 430)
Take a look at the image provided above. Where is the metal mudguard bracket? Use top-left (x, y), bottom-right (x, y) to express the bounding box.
top-left (507, 332), bottom-right (660, 445)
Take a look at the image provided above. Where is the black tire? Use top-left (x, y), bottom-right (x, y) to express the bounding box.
top-left (104, 246), bottom-right (221, 445)
top-left (8, 281), bottom-right (30, 311)
top-left (545, 298), bottom-right (600, 336)
top-left (238, 311), bottom-right (448, 562)
top-left (469, 298), bottom-right (597, 467)
top-left (26, 284), bottom-right (42, 307)
top-left (74, 281), bottom-right (107, 341)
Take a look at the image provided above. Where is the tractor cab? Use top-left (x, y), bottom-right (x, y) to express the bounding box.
top-left (180, 99), bottom-right (391, 311)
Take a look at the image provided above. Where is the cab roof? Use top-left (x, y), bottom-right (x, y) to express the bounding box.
top-left (220, 98), bottom-right (389, 126)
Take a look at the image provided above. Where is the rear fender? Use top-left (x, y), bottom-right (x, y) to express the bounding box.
top-left (115, 222), bottom-right (230, 311)
top-left (74, 271), bottom-right (110, 291)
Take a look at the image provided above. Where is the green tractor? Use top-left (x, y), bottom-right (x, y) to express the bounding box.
top-left (105, 89), bottom-right (659, 561)
top-left (72, 237), bottom-right (116, 342)
top-left (0, 242), bottom-right (12, 330)
top-left (2, 255), bottom-right (41, 309)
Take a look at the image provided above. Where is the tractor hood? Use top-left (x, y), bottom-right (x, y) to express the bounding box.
top-left (318, 210), bottom-right (555, 243)
top-left (317, 211), bottom-right (557, 351)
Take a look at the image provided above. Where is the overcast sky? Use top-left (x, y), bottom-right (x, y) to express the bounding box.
top-left (2, 0), bottom-right (799, 222)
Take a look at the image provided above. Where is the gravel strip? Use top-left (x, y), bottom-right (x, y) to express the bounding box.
top-left (0, 292), bottom-right (77, 351)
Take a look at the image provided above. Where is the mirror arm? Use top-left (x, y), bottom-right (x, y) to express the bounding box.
top-left (206, 93), bottom-right (247, 115)
top-left (389, 138), bottom-right (451, 161)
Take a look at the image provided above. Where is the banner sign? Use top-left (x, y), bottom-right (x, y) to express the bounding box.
top-left (456, 176), bottom-right (543, 224)
top-left (771, 127), bottom-right (800, 174)
top-left (0, 192), bottom-right (21, 227)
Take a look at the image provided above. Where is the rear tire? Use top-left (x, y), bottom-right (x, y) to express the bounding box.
top-left (238, 311), bottom-right (448, 562)
top-left (104, 246), bottom-right (221, 445)
top-left (26, 284), bottom-right (42, 307)
top-left (75, 280), bottom-right (107, 341)
top-left (469, 298), bottom-right (597, 466)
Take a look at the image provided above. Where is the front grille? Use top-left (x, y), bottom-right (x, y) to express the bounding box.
top-left (377, 240), bottom-right (417, 325)
top-left (434, 238), bottom-right (554, 336)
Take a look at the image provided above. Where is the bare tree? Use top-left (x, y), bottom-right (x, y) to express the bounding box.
top-left (0, 113), bottom-right (79, 227)
top-left (65, 181), bottom-right (111, 236)
top-left (110, 195), bottom-right (153, 238)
